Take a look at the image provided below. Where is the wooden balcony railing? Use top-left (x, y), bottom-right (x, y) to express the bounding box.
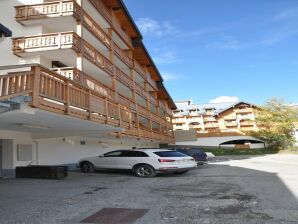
top-left (135, 83), bottom-right (148, 100)
top-left (225, 121), bottom-right (238, 127)
top-left (133, 60), bottom-right (146, 80)
top-left (137, 105), bottom-right (150, 117)
top-left (117, 93), bottom-right (135, 111)
top-left (112, 17), bottom-right (132, 48)
top-left (149, 94), bottom-right (158, 105)
top-left (53, 67), bottom-right (115, 100)
top-left (0, 65), bottom-right (172, 142)
top-left (234, 108), bottom-right (253, 113)
top-left (82, 41), bottom-right (113, 76)
top-left (204, 117), bottom-right (216, 122)
top-left (0, 71), bottom-right (33, 99)
top-left (204, 123), bottom-right (219, 128)
top-left (82, 10), bottom-right (111, 49)
top-left (240, 121), bottom-right (255, 126)
top-left (89, 0), bottom-right (112, 24)
top-left (146, 74), bottom-right (158, 90)
top-left (15, 0), bottom-right (80, 22)
top-left (12, 32), bottom-right (81, 54)
top-left (113, 43), bottom-right (133, 68)
top-left (115, 67), bottom-right (134, 89)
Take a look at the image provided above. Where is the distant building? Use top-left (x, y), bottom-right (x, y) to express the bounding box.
top-left (172, 100), bottom-right (265, 148)
top-left (173, 100), bottom-right (257, 135)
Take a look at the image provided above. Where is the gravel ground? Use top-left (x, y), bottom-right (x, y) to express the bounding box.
top-left (0, 154), bottom-right (298, 224)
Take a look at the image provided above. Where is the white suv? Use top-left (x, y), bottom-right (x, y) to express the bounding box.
top-left (78, 149), bottom-right (197, 177)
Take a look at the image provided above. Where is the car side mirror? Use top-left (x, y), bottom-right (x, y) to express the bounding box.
top-left (99, 155), bottom-right (104, 158)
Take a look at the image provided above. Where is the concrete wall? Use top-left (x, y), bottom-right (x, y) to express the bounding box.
top-left (176, 136), bottom-right (265, 149)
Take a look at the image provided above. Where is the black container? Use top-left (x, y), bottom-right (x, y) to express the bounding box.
top-left (16, 165), bottom-right (68, 179)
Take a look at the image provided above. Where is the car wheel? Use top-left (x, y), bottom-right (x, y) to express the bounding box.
top-left (80, 162), bottom-right (95, 173)
top-left (175, 170), bottom-right (188, 174)
top-left (134, 164), bottom-right (156, 178)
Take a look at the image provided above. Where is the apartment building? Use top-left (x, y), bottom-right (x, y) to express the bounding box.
top-left (172, 100), bottom-right (264, 148)
top-left (173, 100), bottom-right (257, 135)
top-left (0, 0), bottom-right (176, 178)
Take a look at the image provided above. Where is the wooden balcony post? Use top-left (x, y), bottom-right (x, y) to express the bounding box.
top-left (105, 98), bottom-right (108, 123)
top-left (88, 90), bottom-right (92, 119)
top-left (65, 80), bottom-right (70, 115)
top-left (118, 105), bottom-right (121, 127)
top-left (31, 66), bottom-right (41, 108)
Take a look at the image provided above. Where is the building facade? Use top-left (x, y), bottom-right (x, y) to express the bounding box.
top-left (173, 100), bottom-right (257, 136)
top-left (172, 100), bottom-right (265, 148)
top-left (0, 0), bottom-right (175, 178)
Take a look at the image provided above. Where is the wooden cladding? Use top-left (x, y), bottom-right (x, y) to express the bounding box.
top-left (0, 66), bottom-right (174, 143)
top-left (15, 0), bottom-right (80, 21)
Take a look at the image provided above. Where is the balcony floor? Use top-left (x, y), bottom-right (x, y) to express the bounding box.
top-left (0, 104), bottom-right (122, 139)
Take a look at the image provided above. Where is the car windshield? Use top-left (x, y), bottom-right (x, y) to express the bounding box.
top-left (154, 151), bottom-right (188, 157)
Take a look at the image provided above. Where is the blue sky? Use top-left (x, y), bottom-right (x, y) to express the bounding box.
top-left (123, 0), bottom-right (298, 105)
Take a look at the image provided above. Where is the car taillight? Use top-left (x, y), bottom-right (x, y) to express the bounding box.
top-left (158, 159), bottom-right (176, 163)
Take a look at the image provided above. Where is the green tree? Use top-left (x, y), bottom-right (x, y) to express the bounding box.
top-left (249, 98), bottom-right (298, 150)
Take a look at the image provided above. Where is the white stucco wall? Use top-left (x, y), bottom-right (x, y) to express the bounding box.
top-left (0, 0), bottom-right (44, 67)
top-left (0, 128), bottom-right (160, 173)
top-left (176, 136), bottom-right (265, 149)
top-left (294, 129), bottom-right (298, 146)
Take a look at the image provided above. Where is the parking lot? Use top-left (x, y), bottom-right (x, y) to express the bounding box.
top-left (1, 154), bottom-right (298, 224)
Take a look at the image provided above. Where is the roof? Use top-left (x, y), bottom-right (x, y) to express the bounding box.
top-left (101, 0), bottom-right (142, 40)
top-left (175, 100), bottom-right (257, 116)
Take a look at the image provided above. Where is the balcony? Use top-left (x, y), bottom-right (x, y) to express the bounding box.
top-left (204, 123), bottom-right (219, 128)
top-left (149, 94), bottom-right (158, 106)
top-left (240, 120), bottom-right (255, 127)
top-left (135, 83), bottom-right (148, 100)
top-left (133, 60), bottom-right (146, 80)
top-left (113, 43), bottom-right (133, 68)
top-left (204, 117), bottom-right (216, 122)
top-left (235, 108), bottom-right (253, 113)
top-left (172, 119), bottom-right (186, 124)
top-left (225, 121), bottom-right (238, 127)
top-left (89, 0), bottom-right (112, 25)
top-left (146, 74), bottom-right (158, 91)
top-left (82, 10), bottom-right (112, 49)
top-left (224, 116), bottom-right (237, 120)
top-left (112, 17), bottom-right (132, 48)
top-left (82, 40), bottom-right (113, 76)
top-left (115, 67), bottom-right (134, 90)
top-left (189, 125), bottom-right (201, 129)
top-left (53, 67), bottom-right (115, 100)
top-left (0, 65), bottom-right (172, 142)
top-left (12, 32), bottom-right (81, 55)
top-left (15, 1), bottom-right (80, 23)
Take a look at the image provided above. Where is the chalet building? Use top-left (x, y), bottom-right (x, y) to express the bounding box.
top-left (173, 100), bottom-right (265, 148)
top-left (0, 0), bottom-right (176, 178)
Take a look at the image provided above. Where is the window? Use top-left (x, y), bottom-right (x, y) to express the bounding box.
top-left (121, 151), bottom-right (149, 157)
top-left (154, 151), bottom-right (186, 157)
top-left (104, 151), bottom-right (123, 157)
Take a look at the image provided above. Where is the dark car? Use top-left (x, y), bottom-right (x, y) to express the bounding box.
top-left (173, 148), bottom-right (208, 165)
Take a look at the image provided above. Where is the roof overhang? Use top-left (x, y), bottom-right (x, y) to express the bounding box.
top-left (101, 0), bottom-right (142, 40)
